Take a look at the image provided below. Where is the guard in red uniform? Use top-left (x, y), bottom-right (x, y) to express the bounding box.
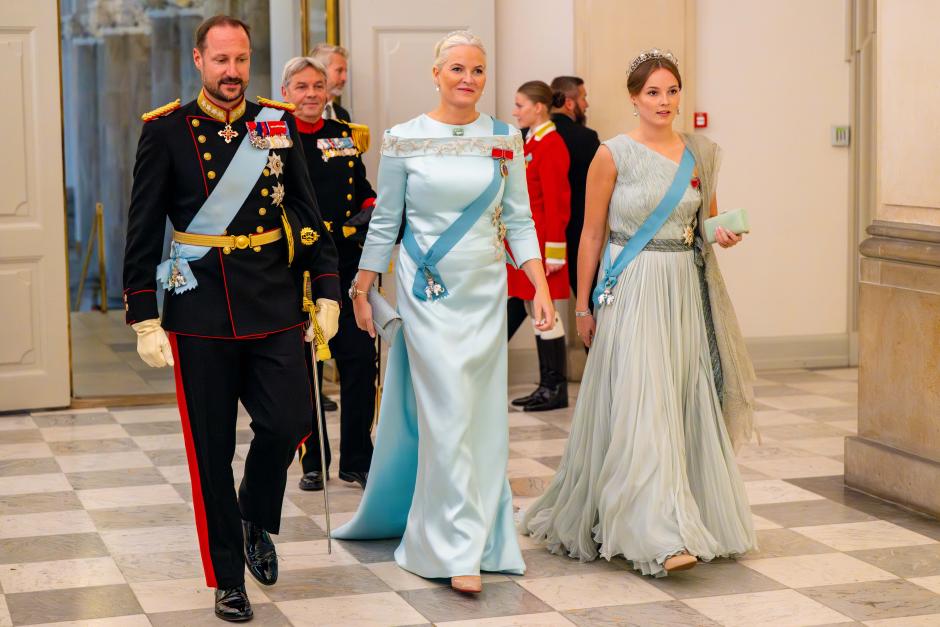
top-left (507, 81), bottom-right (571, 411)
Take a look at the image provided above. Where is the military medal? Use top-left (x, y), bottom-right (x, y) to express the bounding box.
top-left (218, 124), bottom-right (239, 144)
top-left (247, 120), bottom-right (292, 150)
top-left (266, 153), bottom-right (284, 178)
top-left (316, 137), bottom-right (358, 162)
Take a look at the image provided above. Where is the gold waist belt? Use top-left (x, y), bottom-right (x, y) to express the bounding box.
top-left (173, 228), bottom-right (282, 253)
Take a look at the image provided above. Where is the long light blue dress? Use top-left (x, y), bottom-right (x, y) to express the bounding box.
top-left (522, 135), bottom-right (756, 577)
top-left (332, 114), bottom-right (541, 578)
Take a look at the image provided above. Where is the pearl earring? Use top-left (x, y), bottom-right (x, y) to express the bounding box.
top-left (435, 85), bottom-right (440, 92)
top-left (633, 107), bottom-right (638, 117)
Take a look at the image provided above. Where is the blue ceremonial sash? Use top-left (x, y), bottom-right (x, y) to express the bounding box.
top-left (156, 106), bottom-right (285, 294)
top-left (401, 117), bottom-right (509, 301)
top-left (593, 147), bottom-right (695, 306)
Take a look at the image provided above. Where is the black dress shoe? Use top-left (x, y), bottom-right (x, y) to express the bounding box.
top-left (298, 470), bottom-right (326, 491)
top-left (215, 585), bottom-right (253, 622)
top-left (511, 385), bottom-right (548, 407)
top-left (320, 394), bottom-right (338, 411)
top-left (338, 470), bottom-right (368, 489)
top-left (242, 520), bottom-right (278, 586)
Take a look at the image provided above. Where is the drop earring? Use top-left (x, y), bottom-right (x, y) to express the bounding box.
top-left (633, 107), bottom-right (638, 117)
top-left (435, 85), bottom-right (440, 92)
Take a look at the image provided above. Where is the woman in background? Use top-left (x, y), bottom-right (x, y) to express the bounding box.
top-left (507, 81), bottom-right (571, 412)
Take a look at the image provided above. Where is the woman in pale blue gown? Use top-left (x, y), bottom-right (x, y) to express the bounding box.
top-left (333, 31), bottom-right (554, 593)
top-left (522, 50), bottom-right (758, 576)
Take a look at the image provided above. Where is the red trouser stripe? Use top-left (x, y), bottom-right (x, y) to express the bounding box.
top-left (169, 333), bottom-right (218, 588)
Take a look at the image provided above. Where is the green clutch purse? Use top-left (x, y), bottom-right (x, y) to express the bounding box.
top-left (704, 209), bottom-right (749, 243)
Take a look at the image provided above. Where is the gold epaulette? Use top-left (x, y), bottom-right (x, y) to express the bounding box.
top-left (258, 96), bottom-right (296, 112)
top-left (344, 121), bottom-right (370, 153)
top-left (141, 99), bottom-right (181, 122)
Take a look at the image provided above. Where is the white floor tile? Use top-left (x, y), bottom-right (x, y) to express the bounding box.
top-left (56, 451), bottom-right (154, 473)
top-left (0, 472), bottom-right (71, 495)
top-left (438, 613), bottom-right (576, 627)
top-left (683, 589), bottom-right (851, 627)
top-left (276, 592), bottom-right (427, 626)
top-left (741, 552), bottom-right (896, 588)
top-left (77, 484), bottom-right (184, 510)
top-left (0, 509), bottom-right (96, 539)
top-left (517, 571), bottom-right (670, 611)
top-left (792, 520), bottom-right (938, 551)
top-left (744, 480), bottom-right (827, 505)
top-left (0, 556), bottom-right (126, 593)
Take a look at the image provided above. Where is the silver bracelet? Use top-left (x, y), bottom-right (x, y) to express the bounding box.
top-left (574, 309), bottom-right (592, 318)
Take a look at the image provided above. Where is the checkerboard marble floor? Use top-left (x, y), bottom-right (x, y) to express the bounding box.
top-left (2, 367), bottom-right (940, 626)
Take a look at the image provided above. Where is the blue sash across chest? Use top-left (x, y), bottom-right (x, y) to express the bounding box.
top-left (593, 146), bottom-right (696, 307)
top-left (401, 118), bottom-right (509, 301)
top-left (157, 106), bottom-right (285, 294)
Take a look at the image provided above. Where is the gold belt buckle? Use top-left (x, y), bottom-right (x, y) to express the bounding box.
top-left (234, 234), bottom-right (250, 250)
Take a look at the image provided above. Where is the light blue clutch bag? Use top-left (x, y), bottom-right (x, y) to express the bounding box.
top-left (368, 287), bottom-right (402, 342)
top-left (704, 209), bottom-right (750, 243)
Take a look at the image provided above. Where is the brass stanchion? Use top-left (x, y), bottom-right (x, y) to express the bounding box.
top-left (74, 202), bottom-right (108, 312)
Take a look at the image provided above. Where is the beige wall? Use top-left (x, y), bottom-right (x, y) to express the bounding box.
top-left (495, 0), bottom-right (575, 122)
top-left (876, 0), bottom-right (940, 226)
top-left (697, 0), bottom-right (851, 347)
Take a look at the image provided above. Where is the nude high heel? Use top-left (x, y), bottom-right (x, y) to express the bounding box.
top-left (664, 551), bottom-right (698, 573)
top-left (451, 575), bottom-right (482, 593)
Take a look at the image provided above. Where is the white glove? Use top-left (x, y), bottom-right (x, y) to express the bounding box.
top-left (131, 319), bottom-right (174, 368)
top-left (305, 298), bottom-right (340, 343)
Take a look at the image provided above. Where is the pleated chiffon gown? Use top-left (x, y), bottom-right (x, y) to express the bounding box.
top-left (522, 134), bottom-right (757, 577)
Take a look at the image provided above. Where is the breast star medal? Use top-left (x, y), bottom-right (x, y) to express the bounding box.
top-left (266, 153), bottom-right (284, 178)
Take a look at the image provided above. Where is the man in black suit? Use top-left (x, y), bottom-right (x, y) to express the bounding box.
top-left (124, 16), bottom-right (340, 622)
top-left (311, 43), bottom-right (351, 122)
top-left (281, 55), bottom-right (377, 493)
top-left (550, 76), bottom-right (600, 300)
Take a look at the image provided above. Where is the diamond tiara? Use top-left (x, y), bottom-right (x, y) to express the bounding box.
top-left (629, 48), bottom-right (679, 74)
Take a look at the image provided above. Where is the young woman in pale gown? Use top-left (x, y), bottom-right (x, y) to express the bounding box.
top-left (522, 49), bottom-right (758, 576)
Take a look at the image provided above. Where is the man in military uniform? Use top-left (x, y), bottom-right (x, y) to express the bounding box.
top-left (123, 16), bottom-right (340, 622)
top-left (281, 56), bottom-right (376, 492)
top-left (549, 76), bottom-right (600, 304)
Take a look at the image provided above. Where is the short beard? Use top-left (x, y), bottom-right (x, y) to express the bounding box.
top-left (573, 103), bottom-right (587, 126)
top-left (328, 85), bottom-right (344, 98)
top-left (205, 79), bottom-right (246, 104)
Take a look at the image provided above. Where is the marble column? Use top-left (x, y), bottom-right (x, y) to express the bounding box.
top-left (178, 8), bottom-right (203, 99)
top-left (73, 37), bottom-right (101, 261)
top-left (147, 7), bottom-right (181, 106)
top-left (96, 26), bottom-right (152, 305)
top-left (844, 0), bottom-right (940, 519)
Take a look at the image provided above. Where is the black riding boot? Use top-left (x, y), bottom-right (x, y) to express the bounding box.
top-left (524, 336), bottom-right (568, 412)
top-left (511, 336), bottom-right (550, 406)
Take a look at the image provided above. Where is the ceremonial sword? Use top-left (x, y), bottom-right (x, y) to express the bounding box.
top-left (302, 271), bottom-right (332, 554)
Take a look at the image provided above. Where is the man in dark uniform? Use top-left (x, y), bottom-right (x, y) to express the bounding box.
top-left (549, 76), bottom-right (600, 301)
top-left (281, 55), bottom-right (376, 492)
top-left (123, 16), bottom-right (340, 622)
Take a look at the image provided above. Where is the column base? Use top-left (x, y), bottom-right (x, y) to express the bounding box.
top-left (845, 435), bottom-right (940, 519)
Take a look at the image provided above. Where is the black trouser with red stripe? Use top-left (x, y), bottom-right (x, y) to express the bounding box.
top-left (169, 328), bottom-right (311, 589)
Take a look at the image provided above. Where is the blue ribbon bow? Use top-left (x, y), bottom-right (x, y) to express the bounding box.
top-left (401, 118), bottom-right (509, 301)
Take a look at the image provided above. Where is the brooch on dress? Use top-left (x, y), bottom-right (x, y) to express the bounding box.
top-left (492, 204), bottom-right (508, 259)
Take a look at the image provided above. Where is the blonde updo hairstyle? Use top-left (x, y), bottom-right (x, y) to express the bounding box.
top-left (432, 30), bottom-right (486, 71)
